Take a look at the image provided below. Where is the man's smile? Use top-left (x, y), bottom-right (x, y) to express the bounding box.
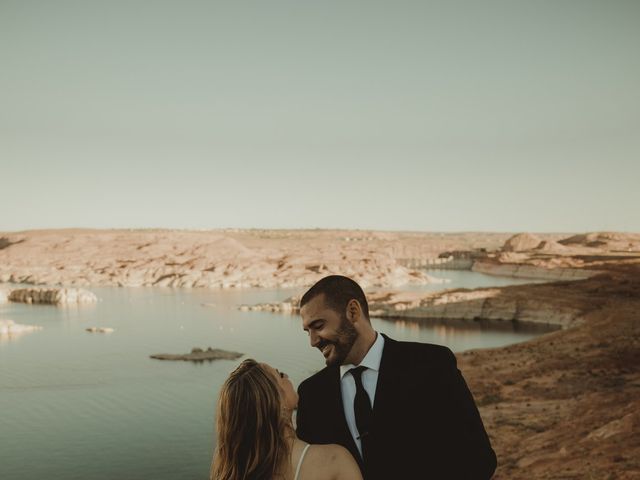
top-left (321, 344), bottom-right (332, 357)
top-left (318, 342), bottom-right (334, 357)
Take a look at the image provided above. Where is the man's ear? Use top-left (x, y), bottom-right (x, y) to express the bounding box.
top-left (346, 299), bottom-right (361, 321)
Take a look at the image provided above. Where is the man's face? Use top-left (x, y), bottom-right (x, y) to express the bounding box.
top-left (300, 293), bottom-right (358, 366)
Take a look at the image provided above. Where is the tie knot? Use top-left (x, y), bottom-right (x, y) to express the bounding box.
top-left (349, 366), bottom-right (368, 381)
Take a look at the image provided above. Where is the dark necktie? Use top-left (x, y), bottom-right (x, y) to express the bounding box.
top-left (349, 366), bottom-right (373, 448)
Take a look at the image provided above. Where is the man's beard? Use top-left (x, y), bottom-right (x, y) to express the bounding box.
top-left (323, 315), bottom-right (358, 366)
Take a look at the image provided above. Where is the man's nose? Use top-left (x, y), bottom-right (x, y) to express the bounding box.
top-left (309, 331), bottom-right (320, 348)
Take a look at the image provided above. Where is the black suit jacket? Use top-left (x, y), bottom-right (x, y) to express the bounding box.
top-left (296, 335), bottom-right (497, 479)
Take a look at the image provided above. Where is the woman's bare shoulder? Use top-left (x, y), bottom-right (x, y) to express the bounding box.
top-left (303, 444), bottom-right (362, 480)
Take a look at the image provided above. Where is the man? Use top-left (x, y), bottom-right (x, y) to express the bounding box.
top-left (296, 275), bottom-right (497, 479)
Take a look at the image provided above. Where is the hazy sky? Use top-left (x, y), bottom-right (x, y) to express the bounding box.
top-left (1, 1), bottom-right (639, 232)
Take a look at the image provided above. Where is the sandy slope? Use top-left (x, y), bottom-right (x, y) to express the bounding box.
top-left (462, 269), bottom-right (640, 479)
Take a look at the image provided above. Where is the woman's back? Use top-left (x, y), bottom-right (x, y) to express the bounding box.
top-left (288, 439), bottom-right (362, 480)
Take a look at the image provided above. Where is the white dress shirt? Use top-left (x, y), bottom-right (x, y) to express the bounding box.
top-left (339, 332), bottom-right (385, 456)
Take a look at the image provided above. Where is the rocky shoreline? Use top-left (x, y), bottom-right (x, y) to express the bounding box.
top-left (238, 281), bottom-right (591, 328)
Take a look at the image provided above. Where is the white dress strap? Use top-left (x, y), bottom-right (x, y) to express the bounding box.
top-left (294, 443), bottom-right (311, 480)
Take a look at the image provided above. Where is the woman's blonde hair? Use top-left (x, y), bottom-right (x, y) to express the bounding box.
top-left (210, 359), bottom-right (292, 480)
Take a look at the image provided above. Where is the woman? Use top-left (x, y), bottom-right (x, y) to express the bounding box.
top-left (211, 359), bottom-right (362, 480)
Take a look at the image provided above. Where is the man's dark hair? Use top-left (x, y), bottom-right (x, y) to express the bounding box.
top-left (300, 275), bottom-right (370, 320)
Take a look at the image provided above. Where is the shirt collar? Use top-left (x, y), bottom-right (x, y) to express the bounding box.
top-left (340, 331), bottom-right (385, 379)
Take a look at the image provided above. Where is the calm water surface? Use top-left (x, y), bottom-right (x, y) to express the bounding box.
top-left (0, 271), bottom-right (551, 480)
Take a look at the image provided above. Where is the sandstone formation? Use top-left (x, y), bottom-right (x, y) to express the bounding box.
top-left (150, 347), bottom-right (243, 362)
top-left (534, 240), bottom-right (569, 254)
top-left (462, 231), bottom-right (640, 282)
top-left (0, 319), bottom-right (42, 337)
top-left (8, 288), bottom-right (97, 305)
top-left (558, 232), bottom-right (640, 251)
top-left (472, 261), bottom-right (598, 281)
top-left (503, 233), bottom-right (543, 252)
top-left (0, 229), bottom-right (518, 290)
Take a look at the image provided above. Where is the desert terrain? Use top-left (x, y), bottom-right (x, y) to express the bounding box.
top-left (0, 229), bottom-right (520, 289)
top-left (1, 229), bottom-right (639, 478)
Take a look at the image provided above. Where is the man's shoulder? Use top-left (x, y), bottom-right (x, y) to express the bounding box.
top-left (384, 336), bottom-right (456, 367)
top-left (298, 365), bottom-right (336, 393)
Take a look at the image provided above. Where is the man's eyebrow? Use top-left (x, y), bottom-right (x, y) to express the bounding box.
top-left (303, 318), bottom-right (324, 331)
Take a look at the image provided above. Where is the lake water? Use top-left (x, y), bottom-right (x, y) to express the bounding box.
top-left (0, 271), bottom-right (551, 480)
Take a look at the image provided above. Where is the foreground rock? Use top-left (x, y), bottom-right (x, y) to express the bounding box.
top-left (0, 319), bottom-right (42, 337)
top-left (8, 288), bottom-right (97, 305)
top-left (150, 347), bottom-right (243, 362)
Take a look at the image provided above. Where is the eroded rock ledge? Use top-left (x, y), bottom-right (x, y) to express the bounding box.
top-left (237, 275), bottom-right (609, 329)
top-left (150, 347), bottom-right (243, 362)
top-left (471, 261), bottom-right (599, 281)
top-left (8, 288), bottom-right (97, 305)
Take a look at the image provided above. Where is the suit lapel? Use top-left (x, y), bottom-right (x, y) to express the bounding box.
top-left (372, 334), bottom-right (401, 417)
top-left (371, 335), bottom-right (414, 437)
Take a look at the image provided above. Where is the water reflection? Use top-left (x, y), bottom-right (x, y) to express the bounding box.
top-left (371, 316), bottom-right (558, 351)
top-left (381, 316), bottom-right (559, 333)
top-left (0, 319), bottom-right (43, 344)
